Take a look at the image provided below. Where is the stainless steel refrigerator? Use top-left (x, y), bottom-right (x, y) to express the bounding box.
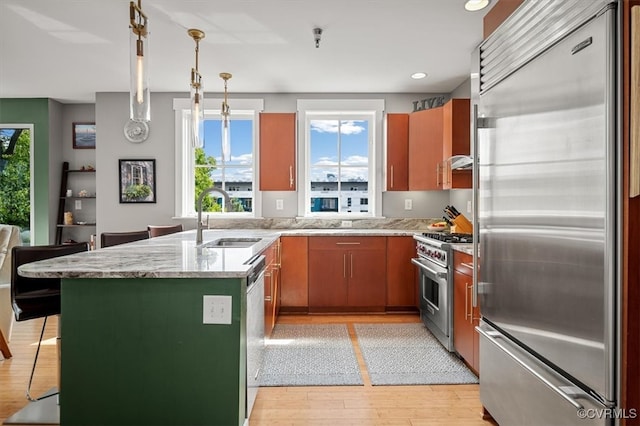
top-left (474, 1), bottom-right (621, 424)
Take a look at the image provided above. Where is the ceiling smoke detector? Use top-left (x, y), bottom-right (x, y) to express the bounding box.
top-left (313, 27), bottom-right (323, 48)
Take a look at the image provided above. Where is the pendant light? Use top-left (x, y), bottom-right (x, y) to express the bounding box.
top-left (188, 29), bottom-right (205, 148)
top-left (129, 0), bottom-right (150, 122)
top-left (220, 72), bottom-right (232, 162)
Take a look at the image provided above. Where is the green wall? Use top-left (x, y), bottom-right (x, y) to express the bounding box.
top-left (0, 98), bottom-right (51, 244)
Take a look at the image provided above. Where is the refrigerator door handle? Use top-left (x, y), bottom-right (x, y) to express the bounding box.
top-left (472, 103), bottom-right (480, 308)
top-left (476, 326), bottom-right (585, 412)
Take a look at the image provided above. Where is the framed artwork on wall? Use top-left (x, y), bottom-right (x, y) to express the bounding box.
top-left (118, 159), bottom-right (156, 203)
top-left (72, 122), bottom-right (96, 149)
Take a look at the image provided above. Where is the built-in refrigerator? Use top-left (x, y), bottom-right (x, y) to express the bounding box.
top-left (474, 0), bottom-right (622, 424)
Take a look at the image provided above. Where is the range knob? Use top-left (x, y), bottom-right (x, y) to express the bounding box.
top-left (435, 252), bottom-right (441, 259)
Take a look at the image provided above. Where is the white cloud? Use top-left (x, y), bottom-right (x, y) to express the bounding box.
top-left (311, 120), bottom-right (365, 135)
top-left (342, 155), bottom-right (368, 166)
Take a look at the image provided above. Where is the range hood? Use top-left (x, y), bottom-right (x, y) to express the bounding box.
top-left (449, 155), bottom-right (473, 170)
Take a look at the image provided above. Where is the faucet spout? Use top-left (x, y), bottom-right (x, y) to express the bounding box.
top-left (196, 187), bottom-right (232, 244)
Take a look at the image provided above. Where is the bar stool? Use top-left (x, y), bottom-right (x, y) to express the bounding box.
top-left (147, 224), bottom-right (183, 238)
top-left (100, 230), bottom-right (150, 248)
top-left (11, 242), bottom-right (89, 401)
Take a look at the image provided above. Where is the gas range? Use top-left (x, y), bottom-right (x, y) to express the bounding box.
top-left (418, 232), bottom-right (473, 244)
top-left (413, 232), bottom-right (473, 268)
top-left (411, 231), bottom-right (475, 352)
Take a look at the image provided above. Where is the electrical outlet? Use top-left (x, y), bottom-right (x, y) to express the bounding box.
top-left (75, 200), bottom-right (82, 210)
top-left (404, 199), bottom-right (413, 210)
top-left (276, 199), bottom-right (284, 210)
top-left (341, 220), bottom-right (352, 228)
top-left (203, 295), bottom-right (232, 325)
top-left (467, 200), bottom-right (472, 213)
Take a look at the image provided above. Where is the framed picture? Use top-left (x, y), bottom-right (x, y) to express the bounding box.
top-left (119, 159), bottom-right (156, 203)
top-left (72, 122), bottom-right (96, 149)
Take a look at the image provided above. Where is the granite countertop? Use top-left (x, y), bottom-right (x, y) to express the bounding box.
top-left (451, 243), bottom-right (474, 256)
top-left (19, 229), bottom-right (423, 279)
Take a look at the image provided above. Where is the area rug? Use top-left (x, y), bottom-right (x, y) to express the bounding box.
top-left (258, 324), bottom-right (363, 386)
top-left (354, 323), bottom-right (478, 385)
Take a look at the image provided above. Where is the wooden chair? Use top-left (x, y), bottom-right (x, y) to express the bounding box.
top-left (11, 242), bottom-right (89, 400)
top-left (100, 230), bottom-right (150, 248)
top-left (147, 224), bottom-right (183, 238)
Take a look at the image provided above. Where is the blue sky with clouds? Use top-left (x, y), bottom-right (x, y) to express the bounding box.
top-left (201, 118), bottom-right (369, 183)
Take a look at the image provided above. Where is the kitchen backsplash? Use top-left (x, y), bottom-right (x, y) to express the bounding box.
top-left (201, 217), bottom-right (437, 230)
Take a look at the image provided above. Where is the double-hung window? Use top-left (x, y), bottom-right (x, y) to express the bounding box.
top-left (298, 99), bottom-right (384, 217)
top-left (174, 98), bottom-right (263, 218)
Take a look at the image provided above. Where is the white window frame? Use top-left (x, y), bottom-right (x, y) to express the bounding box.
top-left (297, 99), bottom-right (384, 218)
top-left (173, 98), bottom-right (264, 218)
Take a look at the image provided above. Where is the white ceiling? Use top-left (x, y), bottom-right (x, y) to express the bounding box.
top-left (0, 0), bottom-right (492, 104)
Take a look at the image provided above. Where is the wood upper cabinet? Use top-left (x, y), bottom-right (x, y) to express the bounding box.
top-left (483, 0), bottom-right (525, 39)
top-left (453, 251), bottom-right (480, 375)
top-left (308, 237), bottom-right (386, 311)
top-left (259, 113), bottom-right (296, 191)
top-left (441, 98), bottom-right (471, 190)
top-left (408, 107), bottom-right (443, 190)
top-left (386, 113), bottom-right (409, 191)
top-left (386, 236), bottom-right (417, 309)
top-left (280, 236), bottom-right (308, 310)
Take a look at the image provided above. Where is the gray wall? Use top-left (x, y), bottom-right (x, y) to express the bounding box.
top-left (61, 91), bottom-right (472, 235)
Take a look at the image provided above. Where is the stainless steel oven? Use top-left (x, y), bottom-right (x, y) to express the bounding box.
top-left (412, 232), bottom-right (472, 352)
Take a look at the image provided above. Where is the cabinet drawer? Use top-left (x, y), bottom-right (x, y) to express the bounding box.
top-left (309, 236), bottom-right (386, 250)
top-left (454, 251), bottom-right (473, 275)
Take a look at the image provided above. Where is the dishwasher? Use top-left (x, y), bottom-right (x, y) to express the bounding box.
top-left (245, 255), bottom-right (265, 421)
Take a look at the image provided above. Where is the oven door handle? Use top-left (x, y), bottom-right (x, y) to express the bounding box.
top-left (411, 258), bottom-right (447, 279)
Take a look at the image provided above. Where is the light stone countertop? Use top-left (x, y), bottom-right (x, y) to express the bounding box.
top-left (451, 243), bottom-right (474, 256)
top-left (19, 228), bottom-right (423, 279)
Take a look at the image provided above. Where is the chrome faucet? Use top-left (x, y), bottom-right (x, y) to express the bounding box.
top-left (196, 187), bottom-right (232, 244)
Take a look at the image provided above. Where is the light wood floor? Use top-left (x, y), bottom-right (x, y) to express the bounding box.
top-left (0, 314), bottom-right (496, 426)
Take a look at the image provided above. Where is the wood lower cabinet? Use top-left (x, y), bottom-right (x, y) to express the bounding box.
top-left (453, 251), bottom-right (480, 375)
top-left (308, 237), bottom-right (386, 312)
top-left (259, 113), bottom-right (296, 191)
top-left (279, 236), bottom-right (308, 311)
top-left (264, 239), bottom-right (281, 337)
top-left (386, 236), bottom-right (417, 310)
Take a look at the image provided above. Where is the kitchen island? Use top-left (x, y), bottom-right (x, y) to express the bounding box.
top-left (19, 230), bottom-right (280, 426)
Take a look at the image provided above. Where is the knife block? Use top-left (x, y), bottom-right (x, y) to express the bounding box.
top-left (451, 214), bottom-right (473, 234)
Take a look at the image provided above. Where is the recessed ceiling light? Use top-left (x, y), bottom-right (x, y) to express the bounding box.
top-left (465, 0), bottom-right (490, 12)
top-left (411, 72), bottom-right (427, 79)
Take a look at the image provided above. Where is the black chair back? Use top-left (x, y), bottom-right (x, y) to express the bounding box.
top-left (100, 230), bottom-right (150, 248)
top-left (147, 224), bottom-right (183, 238)
top-left (11, 242), bottom-right (89, 322)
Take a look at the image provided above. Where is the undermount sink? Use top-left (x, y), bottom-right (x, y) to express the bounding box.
top-left (200, 237), bottom-right (262, 248)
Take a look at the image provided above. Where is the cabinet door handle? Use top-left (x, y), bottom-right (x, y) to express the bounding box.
top-left (466, 284), bottom-right (473, 322)
top-left (390, 165), bottom-right (394, 189)
top-left (343, 254), bottom-right (347, 278)
top-left (336, 242), bottom-right (360, 245)
top-left (436, 162), bottom-right (441, 186)
top-left (464, 281), bottom-right (469, 321)
top-left (289, 165), bottom-right (294, 188)
top-left (350, 253), bottom-right (353, 278)
top-left (460, 262), bottom-right (474, 269)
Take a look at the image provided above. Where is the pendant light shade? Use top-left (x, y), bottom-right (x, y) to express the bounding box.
top-left (188, 29), bottom-right (205, 148)
top-left (220, 72), bottom-right (232, 161)
top-left (129, 1), bottom-right (150, 122)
